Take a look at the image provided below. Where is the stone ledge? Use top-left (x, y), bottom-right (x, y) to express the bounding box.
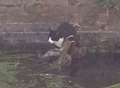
top-left (0, 31), bottom-right (119, 53)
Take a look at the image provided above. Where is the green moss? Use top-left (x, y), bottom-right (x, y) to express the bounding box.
top-left (0, 56), bottom-right (17, 88)
top-left (96, 0), bottom-right (117, 8)
top-left (105, 83), bottom-right (120, 88)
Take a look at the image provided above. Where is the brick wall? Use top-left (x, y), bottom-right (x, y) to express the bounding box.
top-left (0, 0), bottom-right (69, 23)
top-left (0, 0), bottom-right (119, 30)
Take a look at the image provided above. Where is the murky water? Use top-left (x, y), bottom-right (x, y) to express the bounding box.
top-left (0, 47), bottom-right (120, 88)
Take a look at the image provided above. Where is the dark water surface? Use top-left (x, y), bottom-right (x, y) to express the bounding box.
top-left (16, 47), bottom-right (120, 88)
top-left (0, 45), bottom-right (120, 88)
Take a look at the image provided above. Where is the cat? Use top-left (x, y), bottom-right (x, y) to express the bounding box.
top-left (48, 22), bottom-right (77, 48)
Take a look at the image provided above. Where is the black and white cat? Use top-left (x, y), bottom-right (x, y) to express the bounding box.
top-left (48, 22), bottom-right (77, 48)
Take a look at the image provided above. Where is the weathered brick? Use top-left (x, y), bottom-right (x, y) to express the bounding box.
top-left (0, 0), bottom-right (119, 32)
top-left (0, 0), bottom-right (21, 6)
top-left (47, 0), bottom-right (68, 6)
top-left (0, 7), bottom-right (8, 13)
top-left (0, 23), bottom-right (60, 32)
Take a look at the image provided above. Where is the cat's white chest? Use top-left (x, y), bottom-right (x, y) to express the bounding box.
top-left (48, 37), bottom-right (64, 48)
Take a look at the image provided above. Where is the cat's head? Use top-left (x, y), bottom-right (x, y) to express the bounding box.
top-left (48, 28), bottom-right (64, 48)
